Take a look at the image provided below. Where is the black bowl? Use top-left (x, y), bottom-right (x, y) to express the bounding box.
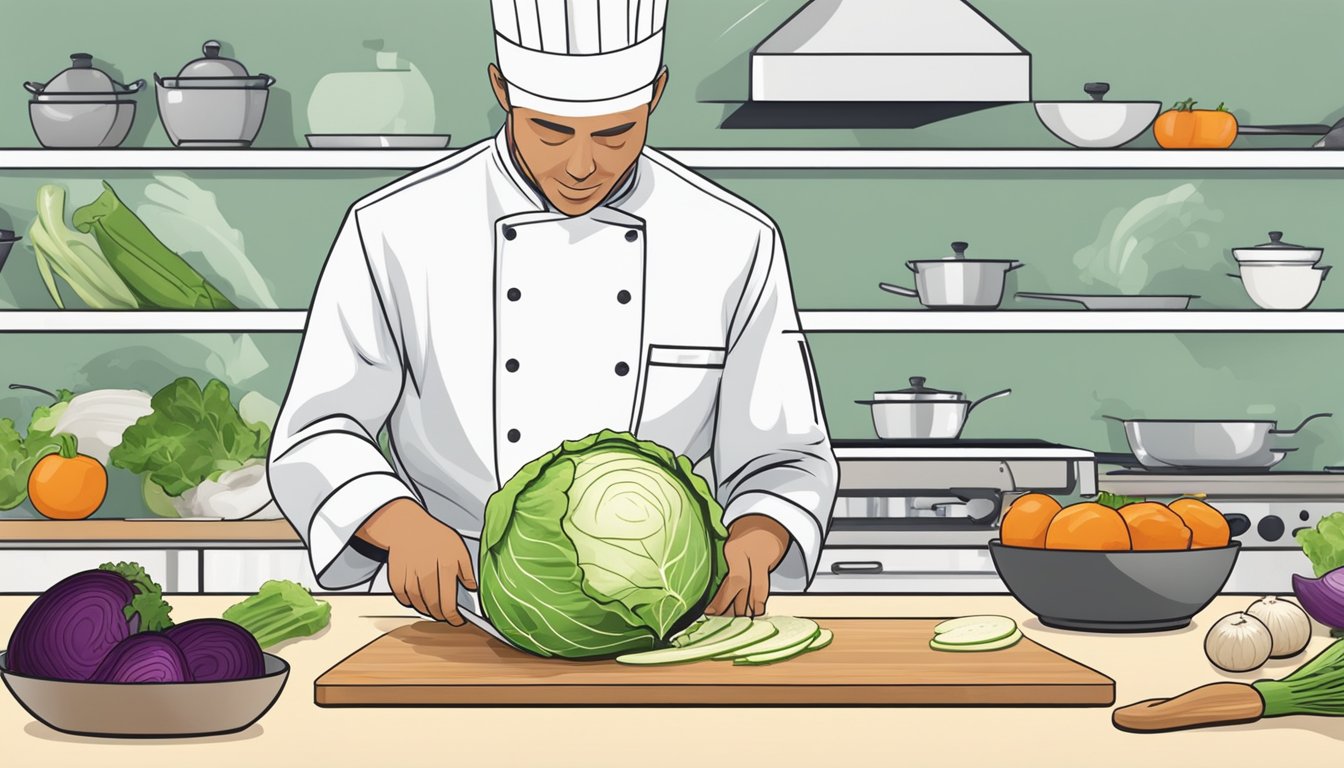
top-left (989, 540), bottom-right (1240, 632)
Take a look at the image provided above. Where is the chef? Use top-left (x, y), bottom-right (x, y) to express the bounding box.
top-left (268, 0), bottom-right (837, 627)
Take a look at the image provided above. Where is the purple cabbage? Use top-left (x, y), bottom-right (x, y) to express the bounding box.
top-left (90, 634), bottom-right (190, 683)
top-left (6, 570), bottom-right (136, 680)
top-left (1293, 567), bottom-right (1344, 630)
top-left (164, 619), bottom-right (264, 681)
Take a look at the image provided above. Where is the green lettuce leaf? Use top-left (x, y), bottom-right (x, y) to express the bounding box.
top-left (0, 419), bottom-right (26, 509)
top-left (109, 377), bottom-right (269, 496)
top-left (1298, 511), bottom-right (1344, 577)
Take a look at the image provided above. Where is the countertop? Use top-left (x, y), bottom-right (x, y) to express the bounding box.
top-left (2, 594), bottom-right (1339, 768)
top-left (0, 520), bottom-right (303, 547)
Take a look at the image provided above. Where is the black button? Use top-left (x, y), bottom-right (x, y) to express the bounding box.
top-left (503, 226), bottom-right (517, 241)
top-left (507, 429), bottom-right (521, 443)
top-left (1257, 515), bottom-right (1285, 542)
top-left (1301, 510), bottom-right (1311, 522)
top-left (506, 287), bottom-right (521, 301)
top-left (617, 290), bottom-right (632, 304)
top-left (615, 362), bottom-right (630, 376)
top-left (625, 230), bottom-right (639, 242)
top-left (505, 358), bottom-right (519, 372)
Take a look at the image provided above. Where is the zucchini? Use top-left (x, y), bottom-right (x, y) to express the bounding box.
top-left (673, 615), bottom-right (734, 647)
top-left (616, 620), bottom-right (777, 666)
top-left (807, 628), bottom-right (834, 651)
top-left (712, 617), bottom-right (818, 660)
top-left (931, 615), bottom-right (1017, 645)
top-left (930, 629), bottom-right (1023, 653)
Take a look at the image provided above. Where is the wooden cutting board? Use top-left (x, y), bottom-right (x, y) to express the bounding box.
top-left (315, 619), bottom-right (1114, 707)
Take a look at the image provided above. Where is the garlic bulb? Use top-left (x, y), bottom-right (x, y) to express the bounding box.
top-left (1246, 596), bottom-right (1312, 658)
top-left (1205, 613), bottom-right (1273, 672)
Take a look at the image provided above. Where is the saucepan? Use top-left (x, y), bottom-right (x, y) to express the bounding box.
top-left (857, 376), bottom-right (1012, 439)
top-left (1103, 413), bottom-right (1332, 470)
top-left (879, 241), bottom-right (1023, 310)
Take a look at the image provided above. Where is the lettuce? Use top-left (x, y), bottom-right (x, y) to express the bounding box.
top-left (1299, 512), bottom-right (1344, 578)
top-left (109, 378), bottom-right (270, 497)
top-left (0, 389), bottom-right (76, 510)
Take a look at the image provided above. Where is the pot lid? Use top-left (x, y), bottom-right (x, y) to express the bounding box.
top-left (1239, 231), bottom-right (1320, 251)
top-left (30, 54), bottom-right (132, 95)
top-left (874, 376), bottom-right (966, 401)
top-left (175, 41), bottom-right (252, 78)
top-left (909, 241), bottom-right (1020, 266)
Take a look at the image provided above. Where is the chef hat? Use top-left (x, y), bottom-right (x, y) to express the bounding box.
top-left (491, 0), bottom-right (668, 117)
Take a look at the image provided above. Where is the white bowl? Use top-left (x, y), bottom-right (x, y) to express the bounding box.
top-left (1034, 101), bottom-right (1161, 148)
top-left (1232, 263), bottom-right (1330, 310)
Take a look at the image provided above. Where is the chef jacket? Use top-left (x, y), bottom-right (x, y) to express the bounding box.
top-left (268, 128), bottom-right (838, 596)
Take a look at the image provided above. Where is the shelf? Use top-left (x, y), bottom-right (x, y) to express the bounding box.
top-left (4, 310), bottom-right (1344, 333)
top-left (0, 519), bottom-right (304, 549)
top-left (0, 148), bottom-right (1341, 171)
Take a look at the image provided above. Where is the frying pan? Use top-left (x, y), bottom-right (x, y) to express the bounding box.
top-left (1239, 118), bottom-right (1344, 148)
top-left (1103, 413), bottom-right (1332, 470)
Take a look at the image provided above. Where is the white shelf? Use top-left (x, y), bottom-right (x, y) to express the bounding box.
top-left (2, 310), bottom-right (1342, 333)
top-left (0, 148), bottom-right (1341, 171)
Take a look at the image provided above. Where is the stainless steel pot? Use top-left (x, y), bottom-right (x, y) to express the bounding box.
top-left (1104, 413), bottom-right (1332, 470)
top-left (856, 376), bottom-right (1012, 439)
top-left (879, 241), bottom-right (1023, 309)
top-left (24, 53), bottom-right (142, 148)
top-left (155, 41), bottom-right (274, 147)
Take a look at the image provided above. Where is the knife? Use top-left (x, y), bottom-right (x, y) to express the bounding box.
top-left (457, 587), bottom-right (508, 644)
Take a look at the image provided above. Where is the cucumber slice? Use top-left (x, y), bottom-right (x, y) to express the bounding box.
top-left (681, 617), bottom-right (753, 648)
top-left (711, 617), bottom-right (819, 660)
top-left (930, 616), bottom-right (1017, 645)
top-left (616, 620), bottom-right (778, 665)
top-left (736, 624), bottom-right (835, 666)
top-left (807, 628), bottom-right (834, 651)
top-left (930, 629), bottom-right (1023, 653)
top-left (673, 615), bottom-right (734, 647)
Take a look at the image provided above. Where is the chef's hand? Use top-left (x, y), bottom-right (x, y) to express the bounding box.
top-left (355, 498), bottom-right (477, 626)
top-left (704, 514), bottom-right (792, 618)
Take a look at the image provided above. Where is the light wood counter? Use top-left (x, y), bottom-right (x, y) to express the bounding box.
top-left (1, 594), bottom-right (1338, 767)
top-left (0, 519), bottom-right (303, 548)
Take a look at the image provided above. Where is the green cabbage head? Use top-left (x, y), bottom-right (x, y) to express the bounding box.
top-left (480, 430), bottom-right (728, 658)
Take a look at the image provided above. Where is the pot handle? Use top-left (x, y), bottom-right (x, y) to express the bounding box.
top-left (23, 82), bottom-right (45, 95)
top-left (879, 282), bottom-right (920, 298)
top-left (116, 78), bottom-right (146, 94)
top-left (1319, 265), bottom-right (1333, 281)
top-left (1270, 412), bottom-right (1333, 435)
top-left (257, 74), bottom-right (277, 88)
top-left (1006, 261), bottom-right (1025, 272)
top-left (966, 388), bottom-right (1012, 415)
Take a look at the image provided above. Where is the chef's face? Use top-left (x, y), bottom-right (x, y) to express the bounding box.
top-left (490, 65), bottom-right (667, 216)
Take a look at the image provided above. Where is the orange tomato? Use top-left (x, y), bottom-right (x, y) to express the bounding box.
top-left (1154, 99), bottom-right (1238, 149)
top-left (1118, 502), bottom-right (1193, 550)
top-left (1045, 502), bottom-right (1133, 550)
top-left (1000, 493), bottom-right (1062, 548)
top-left (28, 435), bottom-right (107, 520)
top-left (1168, 497), bottom-right (1232, 548)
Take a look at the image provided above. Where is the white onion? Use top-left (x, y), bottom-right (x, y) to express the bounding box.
top-left (1246, 596), bottom-right (1312, 658)
top-left (1205, 613), bottom-right (1273, 672)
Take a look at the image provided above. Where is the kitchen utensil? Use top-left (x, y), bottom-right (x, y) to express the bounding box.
top-left (24, 54), bottom-right (141, 148)
top-left (1231, 231), bottom-right (1323, 264)
top-left (1239, 117), bottom-right (1344, 149)
top-left (879, 241), bottom-right (1024, 310)
top-left (1033, 82), bottom-right (1161, 149)
top-left (0, 230), bottom-right (21, 272)
top-left (307, 50), bottom-right (436, 136)
top-left (1228, 262), bottom-right (1330, 310)
top-left (1104, 413), bottom-right (1332, 470)
top-left (1015, 292), bottom-right (1198, 310)
top-left (155, 41), bottom-right (275, 147)
top-left (989, 540), bottom-right (1240, 632)
top-left (305, 134), bottom-right (451, 149)
top-left (855, 376), bottom-right (1011, 440)
top-left (0, 651), bottom-right (288, 737)
top-left (314, 619), bottom-right (1114, 706)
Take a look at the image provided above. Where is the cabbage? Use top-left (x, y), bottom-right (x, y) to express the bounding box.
top-left (165, 618), bottom-right (264, 681)
top-left (479, 430), bottom-right (728, 659)
top-left (91, 634), bottom-right (189, 683)
top-left (6, 570), bottom-right (136, 680)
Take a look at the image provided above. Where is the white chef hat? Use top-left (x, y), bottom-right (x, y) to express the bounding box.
top-left (491, 0), bottom-right (668, 117)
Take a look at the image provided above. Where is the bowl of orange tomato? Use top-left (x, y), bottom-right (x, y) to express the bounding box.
top-left (989, 494), bottom-right (1238, 632)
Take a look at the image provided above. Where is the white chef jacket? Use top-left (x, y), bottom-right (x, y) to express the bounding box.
top-left (268, 129), bottom-right (837, 596)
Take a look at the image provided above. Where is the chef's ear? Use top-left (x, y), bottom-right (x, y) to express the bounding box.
top-left (488, 64), bottom-right (512, 112)
top-left (648, 67), bottom-right (669, 114)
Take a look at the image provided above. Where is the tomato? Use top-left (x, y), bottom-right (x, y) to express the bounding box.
top-left (1154, 99), bottom-right (1238, 149)
top-left (28, 434), bottom-right (107, 520)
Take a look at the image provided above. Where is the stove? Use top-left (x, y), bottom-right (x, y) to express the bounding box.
top-left (809, 439), bottom-right (1096, 594)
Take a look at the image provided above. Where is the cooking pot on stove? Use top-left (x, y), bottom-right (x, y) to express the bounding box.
top-left (856, 377), bottom-right (1013, 440)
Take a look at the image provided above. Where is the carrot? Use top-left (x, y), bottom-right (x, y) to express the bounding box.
top-left (28, 433), bottom-right (107, 520)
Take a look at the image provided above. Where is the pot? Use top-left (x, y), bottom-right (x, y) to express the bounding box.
top-left (1034, 82), bottom-right (1161, 149)
top-left (1231, 231), bottom-right (1323, 264)
top-left (879, 241), bottom-right (1023, 309)
top-left (856, 376), bottom-right (1012, 439)
top-left (0, 230), bottom-right (20, 272)
top-left (155, 41), bottom-right (275, 147)
top-left (1227, 261), bottom-right (1330, 310)
top-left (23, 53), bottom-right (142, 148)
top-left (1104, 413), bottom-right (1332, 470)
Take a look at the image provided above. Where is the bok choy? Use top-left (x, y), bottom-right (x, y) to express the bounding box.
top-left (28, 185), bottom-right (138, 309)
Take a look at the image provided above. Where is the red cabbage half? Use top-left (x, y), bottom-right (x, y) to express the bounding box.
top-left (164, 619), bottom-right (264, 681)
top-left (1293, 567), bottom-right (1344, 629)
top-left (6, 570), bottom-right (136, 680)
top-left (90, 634), bottom-right (190, 683)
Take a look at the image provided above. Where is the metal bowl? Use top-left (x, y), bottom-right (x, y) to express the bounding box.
top-left (155, 82), bottom-right (269, 147)
top-left (989, 540), bottom-right (1239, 632)
top-left (28, 100), bottom-right (135, 148)
top-left (1034, 101), bottom-right (1160, 148)
top-left (0, 651), bottom-right (288, 737)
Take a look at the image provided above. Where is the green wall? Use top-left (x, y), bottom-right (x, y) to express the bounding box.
top-left (2, 0), bottom-right (1342, 517)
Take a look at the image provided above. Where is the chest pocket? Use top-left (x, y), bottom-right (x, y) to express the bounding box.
top-left (634, 345), bottom-right (725, 459)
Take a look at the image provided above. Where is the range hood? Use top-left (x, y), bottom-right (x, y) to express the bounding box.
top-left (722, 0), bottom-right (1031, 129)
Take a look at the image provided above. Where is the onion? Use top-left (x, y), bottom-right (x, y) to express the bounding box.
top-left (1205, 612), bottom-right (1273, 672)
top-left (1246, 596), bottom-right (1312, 659)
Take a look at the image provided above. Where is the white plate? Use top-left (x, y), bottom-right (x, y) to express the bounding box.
top-left (306, 134), bottom-right (451, 149)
